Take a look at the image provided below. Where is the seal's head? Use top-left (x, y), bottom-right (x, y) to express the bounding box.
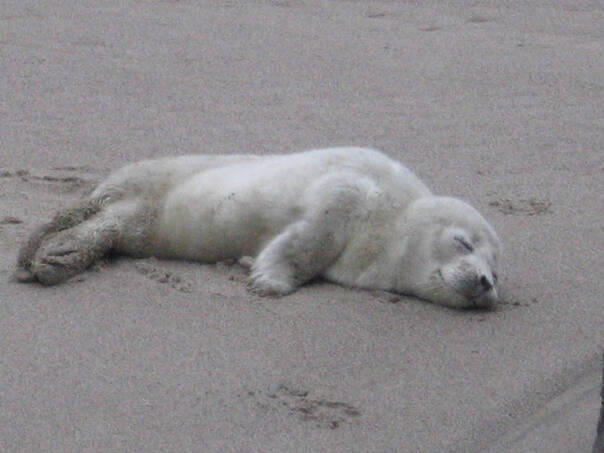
top-left (396, 196), bottom-right (501, 309)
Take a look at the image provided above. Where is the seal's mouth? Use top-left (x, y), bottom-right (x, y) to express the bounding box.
top-left (436, 269), bottom-right (495, 309)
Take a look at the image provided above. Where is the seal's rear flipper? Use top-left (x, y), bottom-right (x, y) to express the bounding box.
top-left (14, 199), bottom-right (104, 283)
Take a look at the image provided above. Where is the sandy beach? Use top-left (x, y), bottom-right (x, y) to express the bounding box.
top-left (1, 1), bottom-right (603, 451)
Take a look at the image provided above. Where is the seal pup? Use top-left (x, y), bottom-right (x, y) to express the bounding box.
top-left (15, 147), bottom-right (501, 308)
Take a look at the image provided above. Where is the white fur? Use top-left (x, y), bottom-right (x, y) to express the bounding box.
top-left (18, 147), bottom-right (501, 308)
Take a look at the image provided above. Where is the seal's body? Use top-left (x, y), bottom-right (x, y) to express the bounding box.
top-left (16, 148), bottom-right (501, 308)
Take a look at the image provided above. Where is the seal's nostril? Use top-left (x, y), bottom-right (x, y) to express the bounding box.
top-left (480, 275), bottom-right (492, 291)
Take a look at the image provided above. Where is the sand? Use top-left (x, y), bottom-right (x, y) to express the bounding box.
top-left (1, 1), bottom-right (602, 451)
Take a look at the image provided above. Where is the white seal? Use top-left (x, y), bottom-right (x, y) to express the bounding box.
top-left (15, 147), bottom-right (501, 308)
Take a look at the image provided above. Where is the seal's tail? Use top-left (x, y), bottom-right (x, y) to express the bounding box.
top-left (14, 198), bottom-right (103, 282)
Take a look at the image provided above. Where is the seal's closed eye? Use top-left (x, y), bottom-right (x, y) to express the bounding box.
top-left (454, 236), bottom-right (474, 252)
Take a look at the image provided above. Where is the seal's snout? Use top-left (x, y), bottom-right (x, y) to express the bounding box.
top-left (479, 275), bottom-right (493, 291)
top-left (472, 272), bottom-right (498, 308)
top-left (482, 285), bottom-right (498, 305)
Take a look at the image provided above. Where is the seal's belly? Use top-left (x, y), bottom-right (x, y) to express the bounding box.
top-left (151, 162), bottom-right (309, 261)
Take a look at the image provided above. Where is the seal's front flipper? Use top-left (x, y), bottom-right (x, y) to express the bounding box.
top-left (247, 171), bottom-right (370, 296)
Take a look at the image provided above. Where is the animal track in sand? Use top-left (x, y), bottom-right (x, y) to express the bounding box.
top-left (1, 166), bottom-right (100, 194)
top-left (0, 216), bottom-right (23, 225)
top-left (498, 293), bottom-right (539, 309)
top-left (133, 259), bottom-right (192, 294)
top-left (246, 383), bottom-right (361, 429)
top-left (489, 197), bottom-right (551, 216)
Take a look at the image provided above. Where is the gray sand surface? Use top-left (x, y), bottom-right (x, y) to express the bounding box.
top-left (1, 1), bottom-right (602, 451)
